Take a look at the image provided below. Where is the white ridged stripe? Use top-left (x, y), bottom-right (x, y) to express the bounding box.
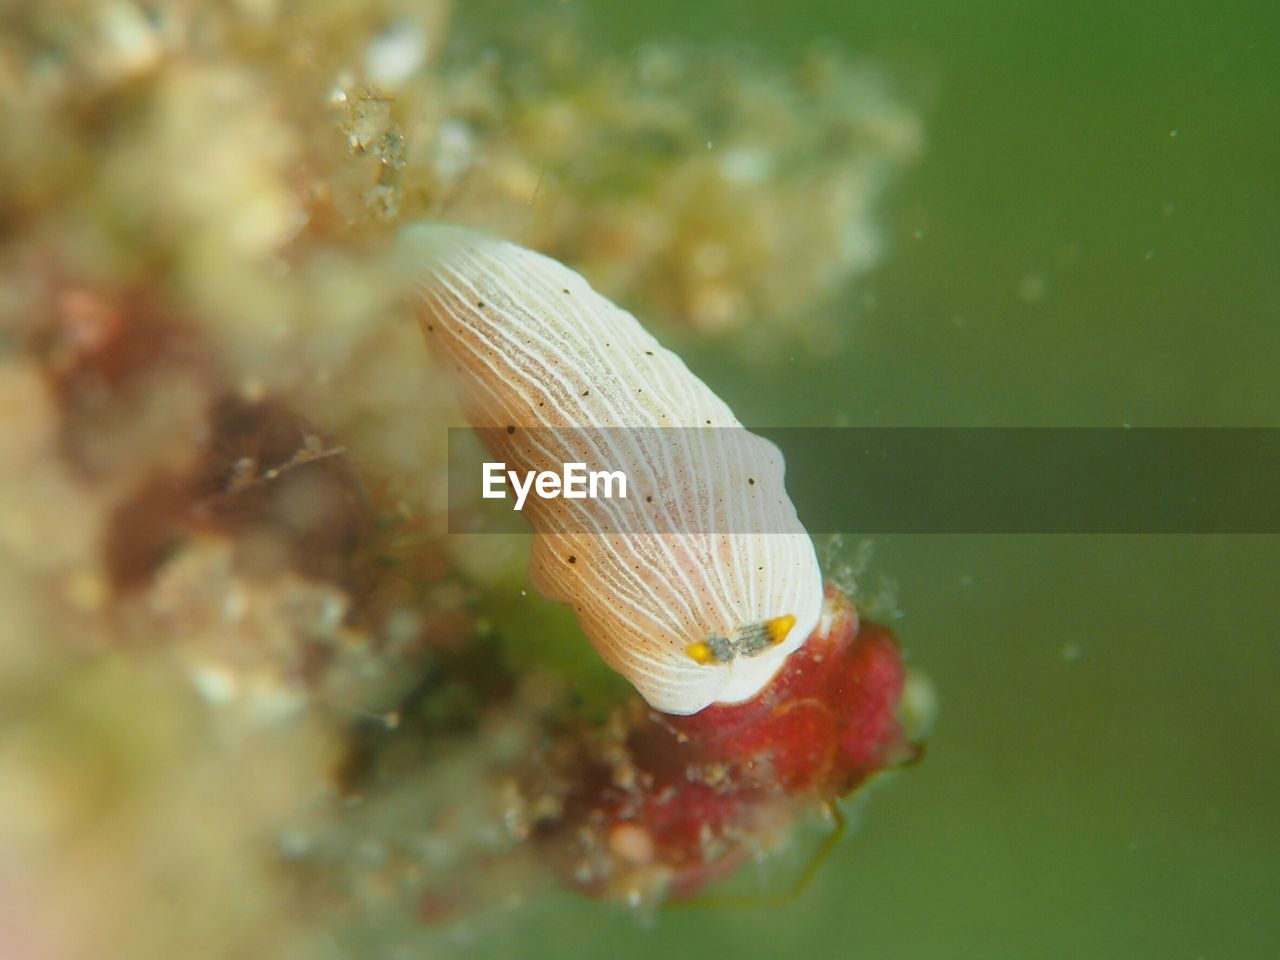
top-left (403, 224), bottom-right (823, 715)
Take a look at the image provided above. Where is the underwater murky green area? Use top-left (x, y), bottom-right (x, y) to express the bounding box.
top-left (462, 1), bottom-right (1279, 957)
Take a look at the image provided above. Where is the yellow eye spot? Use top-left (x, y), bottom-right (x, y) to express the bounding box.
top-left (765, 614), bottom-right (796, 646)
top-left (685, 641), bottom-right (717, 665)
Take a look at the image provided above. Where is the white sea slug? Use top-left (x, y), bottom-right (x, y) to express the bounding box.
top-left (403, 224), bottom-right (823, 715)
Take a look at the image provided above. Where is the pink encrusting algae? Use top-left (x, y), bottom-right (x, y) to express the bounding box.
top-left (525, 587), bottom-right (919, 905)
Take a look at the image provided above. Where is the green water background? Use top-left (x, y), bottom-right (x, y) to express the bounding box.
top-left (460, 1), bottom-right (1279, 956)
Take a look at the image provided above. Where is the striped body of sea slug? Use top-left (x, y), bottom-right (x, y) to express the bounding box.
top-left (403, 224), bottom-right (823, 716)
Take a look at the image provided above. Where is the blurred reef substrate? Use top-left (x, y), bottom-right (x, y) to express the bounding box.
top-left (0, 1), bottom-right (922, 955)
